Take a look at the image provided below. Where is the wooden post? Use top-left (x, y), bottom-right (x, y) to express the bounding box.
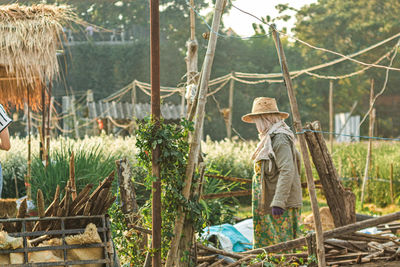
top-left (69, 152), bottom-right (77, 200)
top-left (150, 0), bottom-right (162, 266)
top-left (329, 80), bottom-right (333, 152)
top-left (361, 79), bottom-right (375, 208)
top-left (271, 27), bottom-right (326, 266)
top-left (390, 163), bottom-right (394, 204)
top-left (130, 81), bottom-right (136, 134)
top-left (40, 85), bottom-right (46, 161)
top-left (304, 121), bottom-right (356, 227)
top-left (26, 88), bottom-right (32, 200)
top-left (165, 1), bottom-right (225, 265)
top-left (184, 0), bottom-right (199, 118)
top-left (227, 72), bottom-right (234, 139)
top-left (45, 82), bottom-right (52, 166)
top-left (116, 159), bottom-right (139, 214)
top-left (71, 95), bottom-right (79, 139)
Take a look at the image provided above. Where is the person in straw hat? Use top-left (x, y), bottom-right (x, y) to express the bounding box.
top-left (0, 104), bottom-right (12, 198)
top-left (242, 97), bottom-right (302, 248)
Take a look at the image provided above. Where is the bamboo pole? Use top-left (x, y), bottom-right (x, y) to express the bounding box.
top-left (26, 88), bottom-right (32, 200)
top-left (40, 85), bottom-right (46, 161)
top-left (227, 72), bottom-right (234, 139)
top-left (131, 81), bottom-right (136, 134)
top-left (329, 80), bottom-right (333, 152)
top-left (150, 0), bottom-right (161, 266)
top-left (271, 27), bottom-right (326, 266)
top-left (361, 79), bottom-right (375, 208)
top-left (390, 163), bottom-right (394, 204)
top-left (45, 82), bottom-right (52, 166)
top-left (165, 1), bottom-right (225, 265)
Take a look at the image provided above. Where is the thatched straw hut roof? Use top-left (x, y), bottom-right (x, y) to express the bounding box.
top-left (0, 4), bottom-right (78, 110)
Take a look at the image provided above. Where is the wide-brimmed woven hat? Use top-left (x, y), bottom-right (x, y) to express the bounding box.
top-left (241, 97), bottom-right (289, 123)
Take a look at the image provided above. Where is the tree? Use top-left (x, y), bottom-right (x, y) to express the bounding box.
top-left (275, 0), bottom-right (400, 136)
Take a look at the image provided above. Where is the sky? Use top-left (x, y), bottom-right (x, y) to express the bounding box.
top-left (222, 0), bottom-right (317, 36)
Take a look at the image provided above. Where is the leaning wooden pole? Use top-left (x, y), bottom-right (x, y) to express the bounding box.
top-left (360, 79), bottom-right (374, 208)
top-left (150, 0), bottom-right (162, 266)
top-left (271, 27), bottom-right (326, 266)
top-left (165, 0), bottom-right (225, 265)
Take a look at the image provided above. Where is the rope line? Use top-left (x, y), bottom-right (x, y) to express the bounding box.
top-left (304, 43), bottom-right (397, 80)
top-left (206, 78), bottom-right (230, 96)
top-left (296, 129), bottom-right (400, 141)
top-left (358, 39), bottom-right (400, 128)
top-left (187, 0), bottom-right (400, 73)
top-left (228, 0), bottom-right (400, 72)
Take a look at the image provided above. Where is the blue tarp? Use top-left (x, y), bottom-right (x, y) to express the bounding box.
top-left (202, 223), bottom-right (252, 252)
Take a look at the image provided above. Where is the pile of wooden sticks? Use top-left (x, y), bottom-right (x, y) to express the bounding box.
top-left (196, 215), bottom-right (400, 266)
top-left (1, 171), bottom-right (115, 234)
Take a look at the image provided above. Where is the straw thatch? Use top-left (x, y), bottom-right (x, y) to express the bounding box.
top-left (0, 4), bottom-right (78, 110)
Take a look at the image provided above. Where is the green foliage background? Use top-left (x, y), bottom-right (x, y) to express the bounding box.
top-left (3, 0), bottom-right (400, 139)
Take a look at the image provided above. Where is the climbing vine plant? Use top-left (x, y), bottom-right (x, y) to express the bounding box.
top-left (135, 117), bottom-right (205, 261)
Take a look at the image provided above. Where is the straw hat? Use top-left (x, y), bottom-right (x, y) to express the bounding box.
top-left (241, 97), bottom-right (289, 123)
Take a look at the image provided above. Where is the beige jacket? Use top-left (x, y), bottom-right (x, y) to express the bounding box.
top-left (260, 133), bottom-right (302, 213)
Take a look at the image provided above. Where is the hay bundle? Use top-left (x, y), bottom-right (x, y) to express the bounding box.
top-left (0, 4), bottom-right (78, 110)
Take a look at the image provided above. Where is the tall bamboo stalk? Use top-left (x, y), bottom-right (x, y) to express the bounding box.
top-left (165, 1), bottom-right (225, 265)
top-left (271, 27), bottom-right (326, 267)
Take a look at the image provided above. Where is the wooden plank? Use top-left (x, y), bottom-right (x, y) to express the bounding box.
top-left (201, 190), bottom-right (251, 200)
top-left (243, 211), bottom-right (400, 255)
top-left (205, 174), bottom-right (251, 183)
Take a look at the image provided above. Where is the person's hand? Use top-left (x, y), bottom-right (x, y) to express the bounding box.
top-left (271, 206), bottom-right (284, 219)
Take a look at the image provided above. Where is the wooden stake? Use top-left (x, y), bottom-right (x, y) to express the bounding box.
top-left (69, 152), bottom-right (77, 201)
top-left (71, 95), bottom-right (79, 139)
top-left (26, 88), bottom-right (32, 200)
top-left (271, 27), bottom-right (326, 266)
top-left (390, 163), bottom-right (394, 204)
top-left (184, 0), bottom-right (199, 118)
top-left (227, 72), bottom-right (234, 139)
top-left (40, 84), bottom-right (46, 161)
top-left (329, 80), bottom-right (334, 152)
top-left (361, 79), bottom-right (375, 208)
top-left (131, 81), bottom-right (137, 133)
top-left (45, 82), bottom-right (52, 166)
top-left (165, 1), bottom-right (225, 265)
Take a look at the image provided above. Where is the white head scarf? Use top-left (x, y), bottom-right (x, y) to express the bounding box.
top-left (252, 114), bottom-right (294, 170)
